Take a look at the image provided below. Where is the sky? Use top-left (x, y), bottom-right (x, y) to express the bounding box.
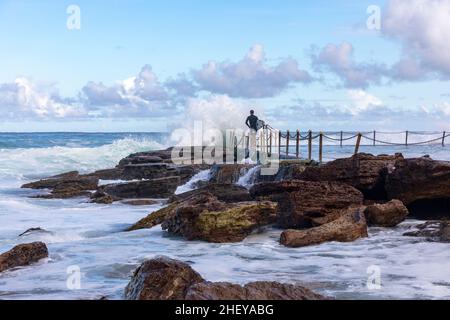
top-left (0, 0), bottom-right (450, 132)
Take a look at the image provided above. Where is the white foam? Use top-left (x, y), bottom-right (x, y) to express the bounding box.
top-left (175, 170), bottom-right (211, 195)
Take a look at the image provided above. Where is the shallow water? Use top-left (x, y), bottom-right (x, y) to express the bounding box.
top-left (0, 133), bottom-right (450, 300)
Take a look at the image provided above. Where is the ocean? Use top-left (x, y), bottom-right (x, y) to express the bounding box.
top-left (0, 132), bottom-right (450, 300)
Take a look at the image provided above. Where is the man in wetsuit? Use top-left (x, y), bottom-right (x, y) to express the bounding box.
top-left (245, 110), bottom-right (259, 131)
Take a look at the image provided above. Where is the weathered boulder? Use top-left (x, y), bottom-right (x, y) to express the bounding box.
top-left (169, 184), bottom-right (252, 204)
top-left (280, 206), bottom-right (368, 248)
top-left (121, 163), bottom-right (177, 180)
top-left (250, 180), bottom-right (364, 228)
top-left (101, 176), bottom-right (180, 199)
top-left (209, 164), bottom-right (254, 184)
top-left (403, 221), bottom-right (450, 242)
top-left (22, 172), bottom-right (99, 199)
top-left (298, 153), bottom-right (403, 199)
top-left (161, 193), bottom-right (277, 243)
top-left (385, 156), bottom-right (450, 206)
top-left (256, 160), bottom-right (319, 183)
top-left (127, 203), bottom-right (176, 231)
top-left (125, 257), bottom-right (327, 300)
top-left (364, 200), bottom-right (409, 227)
top-left (0, 242), bottom-right (48, 273)
top-left (124, 257), bottom-right (204, 300)
top-left (186, 281), bottom-right (326, 300)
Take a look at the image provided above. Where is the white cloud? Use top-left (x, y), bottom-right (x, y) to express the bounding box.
top-left (311, 42), bottom-right (386, 88)
top-left (0, 78), bottom-right (86, 119)
top-left (347, 90), bottom-right (384, 114)
top-left (384, 0), bottom-right (450, 78)
top-left (192, 44), bottom-right (312, 98)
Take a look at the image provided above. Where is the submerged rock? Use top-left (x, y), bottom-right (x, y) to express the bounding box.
top-left (18, 228), bottom-right (52, 237)
top-left (124, 257), bottom-right (204, 300)
top-left (169, 184), bottom-right (252, 203)
top-left (403, 221), bottom-right (450, 242)
top-left (90, 190), bottom-right (116, 204)
top-left (280, 206), bottom-right (368, 248)
top-left (122, 199), bottom-right (159, 206)
top-left (250, 180), bottom-right (363, 228)
top-left (364, 200), bottom-right (409, 227)
top-left (101, 176), bottom-right (180, 199)
top-left (0, 242), bottom-right (48, 273)
top-left (125, 257), bottom-right (327, 300)
top-left (162, 193), bottom-right (277, 243)
top-left (298, 153), bottom-right (403, 199)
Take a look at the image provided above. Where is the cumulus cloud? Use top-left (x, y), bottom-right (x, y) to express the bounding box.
top-left (0, 78), bottom-right (86, 119)
top-left (311, 42), bottom-right (387, 88)
top-left (82, 65), bottom-right (171, 112)
top-left (192, 44), bottom-right (312, 98)
top-left (383, 0), bottom-right (450, 79)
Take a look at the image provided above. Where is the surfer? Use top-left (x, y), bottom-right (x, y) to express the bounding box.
top-left (245, 110), bottom-right (259, 131)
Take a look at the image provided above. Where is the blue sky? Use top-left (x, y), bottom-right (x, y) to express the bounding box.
top-left (1, 0), bottom-right (450, 132)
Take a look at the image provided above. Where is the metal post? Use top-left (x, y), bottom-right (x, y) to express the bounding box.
top-left (354, 133), bottom-right (362, 155)
top-left (286, 130), bottom-right (290, 158)
top-left (340, 131), bottom-right (343, 147)
top-left (373, 131), bottom-right (376, 146)
top-left (296, 130), bottom-right (300, 159)
top-left (405, 131), bottom-right (409, 146)
top-left (319, 132), bottom-right (323, 163)
top-left (278, 131), bottom-right (281, 157)
top-left (308, 130), bottom-right (312, 160)
top-left (443, 131), bottom-right (446, 147)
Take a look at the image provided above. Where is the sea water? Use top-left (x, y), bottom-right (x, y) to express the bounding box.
top-left (0, 132), bottom-right (450, 300)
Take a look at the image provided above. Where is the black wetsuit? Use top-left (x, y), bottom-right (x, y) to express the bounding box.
top-left (246, 115), bottom-right (259, 131)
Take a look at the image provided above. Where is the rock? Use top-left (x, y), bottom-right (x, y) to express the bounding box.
top-left (125, 257), bottom-right (327, 300)
top-left (121, 163), bottom-right (177, 180)
top-left (385, 157), bottom-right (450, 207)
top-left (403, 221), bottom-right (450, 242)
top-left (0, 242), bottom-right (48, 273)
top-left (101, 176), bottom-right (180, 199)
top-left (209, 164), bottom-right (254, 184)
top-left (90, 191), bottom-right (116, 204)
top-left (118, 149), bottom-right (173, 167)
top-left (186, 281), bottom-right (326, 300)
top-left (250, 180), bottom-right (364, 228)
top-left (18, 228), bottom-right (52, 237)
top-left (21, 171), bottom-right (80, 189)
top-left (280, 206), bottom-right (368, 248)
top-left (256, 160), bottom-right (319, 183)
top-left (298, 153), bottom-right (403, 199)
top-left (85, 168), bottom-right (124, 180)
top-left (127, 203), bottom-right (178, 231)
top-left (169, 184), bottom-right (252, 203)
top-left (161, 193), bottom-right (277, 243)
top-left (124, 256), bottom-right (204, 300)
top-left (122, 199), bottom-right (158, 206)
top-left (22, 172), bottom-right (99, 199)
top-left (364, 200), bottom-right (409, 227)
